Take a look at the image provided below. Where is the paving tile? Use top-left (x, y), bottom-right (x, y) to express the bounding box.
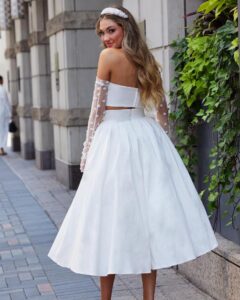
top-left (11, 249), bottom-right (24, 257)
top-left (14, 259), bottom-right (28, 268)
top-left (26, 296), bottom-right (58, 300)
top-left (15, 266), bottom-right (32, 272)
top-left (4, 231), bottom-right (15, 237)
top-left (0, 250), bottom-right (12, 260)
top-left (14, 227), bottom-right (25, 234)
top-left (2, 261), bottom-right (16, 272)
top-left (2, 223), bottom-right (12, 230)
top-left (24, 286), bottom-right (40, 298)
top-left (9, 290), bottom-right (26, 300)
top-left (0, 294), bottom-right (11, 300)
top-left (7, 238), bottom-right (19, 246)
top-left (56, 290), bottom-right (100, 299)
top-left (5, 275), bottom-right (20, 287)
top-left (22, 246), bottom-right (35, 254)
top-left (0, 277), bottom-right (7, 288)
top-left (132, 288), bottom-right (168, 300)
top-left (37, 282), bottom-right (54, 295)
top-left (18, 272), bottom-right (33, 281)
top-left (121, 274), bottom-right (142, 289)
top-left (26, 256), bottom-right (39, 264)
top-left (19, 238), bottom-right (31, 246)
top-left (112, 290), bottom-right (136, 299)
top-left (31, 269), bottom-right (46, 279)
top-left (160, 283), bottom-right (213, 300)
top-left (158, 270), bottom-right (189, 286)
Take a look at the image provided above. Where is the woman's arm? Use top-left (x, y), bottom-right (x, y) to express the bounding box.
top-left (156, 96), bottom-right (169, 135)
top-left (80, 50), bottom-right (112, 172)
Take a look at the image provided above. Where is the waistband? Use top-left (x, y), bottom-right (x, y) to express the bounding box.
top-left (103, 108), bottom-right (145, 122)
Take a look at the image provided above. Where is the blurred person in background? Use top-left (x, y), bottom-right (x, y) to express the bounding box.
top-left (0, 75), bottom-right (11, 155)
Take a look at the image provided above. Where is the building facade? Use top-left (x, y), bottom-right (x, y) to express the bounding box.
top-left (0, 0), bottom-right (203, 188)
top-left (1, 2), bottom-right (240, 297)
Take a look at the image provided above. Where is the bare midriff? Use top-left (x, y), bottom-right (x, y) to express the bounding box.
top-left (105, 106), bottom-right (135, 110)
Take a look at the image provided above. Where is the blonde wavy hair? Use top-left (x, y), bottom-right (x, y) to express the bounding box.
top-left (96, 5), bottom-right (164, 109)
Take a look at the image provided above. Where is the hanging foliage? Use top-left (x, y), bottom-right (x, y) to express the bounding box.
top-left (170, 0), bottom-right (240, 229)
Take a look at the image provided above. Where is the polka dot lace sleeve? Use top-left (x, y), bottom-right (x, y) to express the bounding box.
top-left (80, 77), bottom-right (110, 172)
top-left (156, 95), bottom-right (169, 135)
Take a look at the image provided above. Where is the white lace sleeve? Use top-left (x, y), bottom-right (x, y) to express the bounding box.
top-left (80, 77), bottom-right (110, 172)
top-left (156, 95), bottom-right (169, 134)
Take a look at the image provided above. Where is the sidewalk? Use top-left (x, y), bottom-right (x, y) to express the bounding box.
top-left (0, 151), bottom-right (214, 300)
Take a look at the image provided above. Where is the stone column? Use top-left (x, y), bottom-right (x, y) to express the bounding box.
top-left (29, 0), bottom-right (54, 169)
top-left (124, 0), bottom-right (186, 98)
top-left (47, 0), bottom-right (121, 189)
top-left (5, 28), bottom-right (20, 151)
top-left (14, 3), bottom-right (34, 159)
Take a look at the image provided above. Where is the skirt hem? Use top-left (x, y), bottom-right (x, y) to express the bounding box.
top-left (48, 242), bottom-right (218, 276)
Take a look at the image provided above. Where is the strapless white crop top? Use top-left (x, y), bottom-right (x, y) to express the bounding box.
top-left (106, 82), bottom-right (142, 108)
top-left (80, 76), bottom-right (169, 172)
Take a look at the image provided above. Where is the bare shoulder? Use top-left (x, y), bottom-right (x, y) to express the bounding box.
top-left (99, 48), bottom-right (124, 65)
top-left (97, 48), bottom-right (125, 80)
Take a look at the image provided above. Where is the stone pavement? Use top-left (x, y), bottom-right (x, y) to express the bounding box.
top-left (0, 151), bottom-right (214, 299)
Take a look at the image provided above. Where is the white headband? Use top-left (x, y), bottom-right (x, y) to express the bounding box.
top-left (100, 7), bottom-right (128, 19)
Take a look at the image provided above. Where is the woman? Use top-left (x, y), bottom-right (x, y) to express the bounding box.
top-left (0, 76), bottom-right (11, 156)
top-left (48, 5), bottom-right (218, 300)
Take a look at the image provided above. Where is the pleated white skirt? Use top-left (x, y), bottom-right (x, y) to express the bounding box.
top-left (48, 108), bottom-right (218, 276)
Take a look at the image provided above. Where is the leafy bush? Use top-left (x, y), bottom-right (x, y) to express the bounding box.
top-left (170, 0), bottom-right (240, 228)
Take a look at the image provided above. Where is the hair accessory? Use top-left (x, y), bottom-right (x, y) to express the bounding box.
top-left (100, 7), bottom-right (128, 19)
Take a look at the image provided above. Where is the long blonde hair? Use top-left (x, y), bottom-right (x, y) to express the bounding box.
top-left (96, 5), bottom-right (164, 109)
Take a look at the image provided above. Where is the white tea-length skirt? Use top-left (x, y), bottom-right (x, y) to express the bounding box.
top-left (48, 108), bottom-right (218, 276)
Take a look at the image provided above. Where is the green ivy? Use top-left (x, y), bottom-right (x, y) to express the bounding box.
top-left (170, 0), bottom-right (240, 229)
top-left (197, 0), bottom-right (236, 17)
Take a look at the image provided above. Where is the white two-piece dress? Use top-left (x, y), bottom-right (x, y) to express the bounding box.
top-left (48, 77), bottom-right (218, 276)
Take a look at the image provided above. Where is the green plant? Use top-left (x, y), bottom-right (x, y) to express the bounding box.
top-left (191, 0), bottom-right (237, 37)
top-left (170, 0), bottom-right (240, 229)
top-left (197, 0), bottom-right (236, 17)
top-left (197, 0), bottom-right (239, 65)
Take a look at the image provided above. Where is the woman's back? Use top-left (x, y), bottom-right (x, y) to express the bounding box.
top-left (99, 48), bottom-right (138, 88)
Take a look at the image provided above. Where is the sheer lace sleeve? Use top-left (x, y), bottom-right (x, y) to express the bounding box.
top-left (80, 77), bottom-right (110, 172)
top-left (155, 95), bottom-right (169, 135)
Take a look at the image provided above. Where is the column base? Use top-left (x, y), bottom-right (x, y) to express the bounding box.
top-left (55, 159), bottom-right (82, 190)
top-left (21, 142), bottom-right (35, 160)
top-left (11, 135), bottom-right (21, 152)
top-left (35, 150), bottom-right (55, 170)
top-left (178, 233), bottom-right (240, 300)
